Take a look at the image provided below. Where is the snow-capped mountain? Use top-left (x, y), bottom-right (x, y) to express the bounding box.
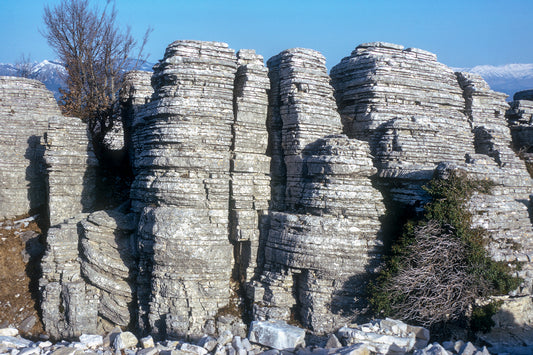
top-left (1, 60), bottom-right (532, 102)
top-left (457, 63), bottom-right (533, 99)
top-left (0, 59), bottom-right (154, 101)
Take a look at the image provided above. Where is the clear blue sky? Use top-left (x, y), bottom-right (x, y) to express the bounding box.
top-left (1, 0), bottom-right (532, 69)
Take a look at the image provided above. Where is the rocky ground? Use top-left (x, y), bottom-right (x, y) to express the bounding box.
top-left (0, 214), bottom-right (45, 338)
top-left (0, 319), bottom-right (497, 355)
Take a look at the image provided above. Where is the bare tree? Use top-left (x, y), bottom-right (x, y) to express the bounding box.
top-left (15, 54), bottom-right (36, 79)
top-left (42, 0), bottom-right (151, 146)
top-left (381, 221), bottom-right (487, 327)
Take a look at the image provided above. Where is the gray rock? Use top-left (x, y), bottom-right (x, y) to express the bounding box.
top-left (180, 343), bottom-right (208, 355)
top-left (325, 334), bottom-right (342, 349)
top-left (0, 328), bottom-right (18, 337)
top-left (458, 342), bottom-right (478, 355)
top-left (0, 76), bottom-right (59, 220)
top-left (248, 320), bottom-right (305, 350)
top-left (141, 336), bottom-right (155, 349)
top-left (137, 347), bottom-right (159, 355)
top-left (44, 115), bottom-right (98, 226)
top-left (413, 342), bottom-right (448, 355)
top-left (113, 331), bottom-right (138, 350)
top-left (0, 335), bottom-right (33, 348)
top-left (79, 334), bottom-right (103, 348)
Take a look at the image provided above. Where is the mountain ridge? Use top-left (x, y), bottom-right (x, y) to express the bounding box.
top-left (1, 60), bottom-right (532, 101)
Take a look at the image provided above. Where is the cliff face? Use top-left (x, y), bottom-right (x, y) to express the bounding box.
top-left (0, 77), bottom-right (60, 219)
top-left (1, 40), bottom-right (533, 340)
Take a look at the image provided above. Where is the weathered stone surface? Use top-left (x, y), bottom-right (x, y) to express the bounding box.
top-left (248, 320), bottom-right (305, 350)
top-left (131, 40), bottom-right (237, 337)
top-left (252, 48), bottom-right (385, 334)
top-left (330, 42), bottom-right (533, 300)
top-left (0, 76), bottom-right (60, 219)
top-left (231, 49), bottom-right (271, 282)
top-left (119, 70), bottom-right (154, 163)
top-left (39, 214), bottom-right (99, 340)
top-left (506, 91), bottom-right (533, 173)
top-left (113, 331), bottom-right (138, 350)
top-left (79, 210), bottom-right (137, 326)
top-left (45, 115), bottom-right (99, 226)
top-left (337, 319), bottom-right (429, 354)
top-left (330, 42), bottom-right (475, 206)
top-left (40, 210), bottom-right (137, 339)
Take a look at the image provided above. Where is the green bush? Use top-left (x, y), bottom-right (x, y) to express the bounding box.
top-left (369, 170), bottom-right (522, 329)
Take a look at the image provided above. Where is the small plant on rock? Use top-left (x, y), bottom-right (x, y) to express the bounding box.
top-left (369, 170), bottom-right (522, 331)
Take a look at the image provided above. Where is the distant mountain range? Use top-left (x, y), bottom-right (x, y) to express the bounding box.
top-left (455, 63), bottom-right (533, 99)
top-left (1, 60), bottom-right (532, 101)
top-left (0, 59), bottom-right (154, 100)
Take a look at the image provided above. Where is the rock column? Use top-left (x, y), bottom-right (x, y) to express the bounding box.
top-left (130, 40), bottom-right (237, 337)
top-left (252, 49), bottom-right (385, 334)
top-left (231, 50), bottom-right (271, 282)
top-left (0, 77), bottom-right (60, 219)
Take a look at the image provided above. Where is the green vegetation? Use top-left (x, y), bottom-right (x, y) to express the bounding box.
top-left (369, 170), bottom-right (522, 331)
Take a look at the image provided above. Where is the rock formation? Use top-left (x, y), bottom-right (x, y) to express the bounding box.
top-left (507, 89), bottom-right (533, 173)
top-left (231, 49), bottom-right (271, 282)
top-left (2, 40), bottom-right (533, 343)
top-left (130, 40), bottom-right (238, 338)
top-left (44, 116), bottom-right (99, 226)
top-left (330, 42), bottom-right (476, 206)
top-left (118, 70), bottom-right (154, 164)
top-left (250, 48), bottom-right (386, 334)
top-left (330, 42), bottom-right (533, 298)
top-left (39, 209), bottom-right (136, 339)
top-left (0, 77), bottom-right (60, 219)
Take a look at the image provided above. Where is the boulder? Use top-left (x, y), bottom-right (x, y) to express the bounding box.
top-left (248, 320), bottom-right (305, 350)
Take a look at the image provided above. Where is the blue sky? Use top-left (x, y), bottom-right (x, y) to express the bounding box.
top-left (1, 0), bottom-right (532, 69)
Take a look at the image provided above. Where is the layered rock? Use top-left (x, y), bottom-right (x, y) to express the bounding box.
top-left (330, 42), bottom-right (533, 296)
top-left (507, 89), bottom-right (533, 173)
top-left (130, 40), bottom-right (238, 337)
top-left (251, 49), bottom-right (385, 334)
top-left (40, 210), bottom-right (137, 339)
top-left (44, 116), bottom-right (99, 226)
top-left (119, 70), bottom-right (154, 163)
top-left (39, 214), bottom-right (99, 339)
top-left (0, 76), bottom-right (60, 219)
top-left (231, 50), bottom-right (271, 282)
top-left (330, 42), bottom-right (476, 205)
top-left (80, 210), bottom-right (137, 327)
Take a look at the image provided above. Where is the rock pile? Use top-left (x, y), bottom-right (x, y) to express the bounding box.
top-left (231, 49), bottom-right (271, 282)
top-left (130, 40), bottom-right (238, 337)
top-left (0, 76), bottom-right (60, 219)
top-left (251, 49), bottom-right (385, 334)
top-left (330, 42), bottom-right (475, 205)
top-left (11, 318), bottom-right (506, 355)
top-left (44, 116), bottom-right (99, 226)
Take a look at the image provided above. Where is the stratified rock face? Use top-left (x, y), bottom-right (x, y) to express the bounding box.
top-left (39, 214), bottom-right (99, 340)
top-left (330, 42), bottom-right (533, 294)
top-left (44, 116), bottom-right (99, 226)
top-left (330, 42), bottom-right (476, 205)
top-left (231, 50), bottom-right (271, 282)
top-left (119, 70), bottom-right (154, 161)
top-left (507, 90), bottom-right (533, 171)
top-left (80, 210), bottom-right (137, 327)
top-left (0, 76), bottom-right (60, 219)
top-left (40, 210), bottom-right (137, 339)
top-left (252, 49), bottom-right (385, 334)
top-left (130, 40), bottom-right (237, 337)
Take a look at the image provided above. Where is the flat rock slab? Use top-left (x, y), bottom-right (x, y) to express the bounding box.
top-left (248, 320), bottom-right (305, 350)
